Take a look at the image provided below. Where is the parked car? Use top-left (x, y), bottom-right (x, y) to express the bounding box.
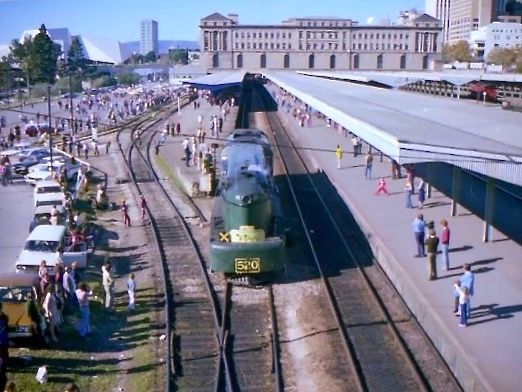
top-left (29, 204), bottom-right (66, 232)
top-left (0, 272), bottom-right (42, 342)
top-left (33, 179), bottom-right (65, 206)
top-left (25, 160), bottom-right (79, 185)
top-left (16, 225), bottom-right (88, 272)
top-left (0, 141), bottom-right (32, 158)
top-left (13, 150), bottom-right (51, 176)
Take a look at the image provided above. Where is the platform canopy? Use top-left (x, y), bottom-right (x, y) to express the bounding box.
top-left (265, 71), bottom-right (522, 186)
top-left (298, 70), bottom-right (522, 88)
top-left (183, 71), bottom-right (247, 91)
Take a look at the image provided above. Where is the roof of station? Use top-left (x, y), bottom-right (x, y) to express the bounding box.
top-left (182, 71), bottom-right (247, 91)
top-left (297, 70), bottom-right (522, 88)
top-left (263, 71), bottom-right (522, 186)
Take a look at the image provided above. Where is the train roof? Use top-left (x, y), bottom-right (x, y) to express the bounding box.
top-left (225, 128), bottom-right (269, 146)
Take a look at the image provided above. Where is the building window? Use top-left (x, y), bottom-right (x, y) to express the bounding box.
top-left (400, 54), bottom-right (406, 69)
top-left (260, 53), bottom-right (266, 68)
top-left (253, 33), bottom-right (256, 38)
top-left (330, 54), bottom-right (336, 69)
top-left (253, 43), bottom-right (257, 49)
top-left (377, 54), bottom-right (383, 69)
top-left (422, 55), bottom-right (429, 70)
top-left (237, 54), bottom-right (243, 68)
top-left (376, 33), bottom-right (380, 39)
top-left (241, 43), bottom-right (245, 49)
top-left (309, 54), bottom-right (315, 69)
top-left (271, 43), bottom-right (274, 49)
top-left (235, 43), bottom-right (238, 49)
top-left (212, 53), bottom-right (219, 68)
top-left (284, 53), bottom-right (290, 68)
top-left (353, 43), bottom-right (356, 50)
top-left (353, 54), bottom-right (359, 69)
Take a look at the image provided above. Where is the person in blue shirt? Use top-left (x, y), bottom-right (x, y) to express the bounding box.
top-left (412, 213), bottom-right (426, 257)
top-left (454, 263), bottom-right (475, 318)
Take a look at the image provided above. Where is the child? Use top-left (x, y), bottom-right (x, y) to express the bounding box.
top-left (127, 273), bottom-right (136, 311)
top-left (454, 281), bottom-right (469, 327)
top-left (375, 177), bottom-right (390, 196)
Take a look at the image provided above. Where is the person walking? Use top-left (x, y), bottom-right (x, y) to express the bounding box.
top-left (455, 264), bottom-right (474, 318)
top-left (454, 282), bottom-right (469, 327)
top-left (105, 140), bottom-right (111, 154)
top-left (351, 135), bottom-right (359, 157)
top-left (82, 142), bottom-right (89, 160)
top-left (405, 180), bottom-right (413, 208)
top-left (335, 145), bottom-right (342, 169)
top-left (127, 273), bottom-right (136, 311)
top-left (425, 229), bottom-right (439, 280)
top-left (121, 200), bottom-right (131, 227)
top-left (75, 283), bottom-right (92, 337)
top-left (182, 137), bottom-right (191, 167)
top-left (417, 179), bottom-right (426, 209)
top-left (440, 219), bottom-right (451, 270)
top-left (374, 178), bottom-right (389, 196)
top-left (140, 194), bottom-right (147, 222)
top-left (364, 151), bottom-right (373, 179)
top-left (102, 263), bottom-right (115, 311)
top-left (412, 213), bottom-right (426, 257)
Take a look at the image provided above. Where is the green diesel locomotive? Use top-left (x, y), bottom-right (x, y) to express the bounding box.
top-left (209, 129), bottom-right (286, 280)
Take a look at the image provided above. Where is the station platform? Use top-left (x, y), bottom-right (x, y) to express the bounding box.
top-left (160, 91), bottom-right (521, 391)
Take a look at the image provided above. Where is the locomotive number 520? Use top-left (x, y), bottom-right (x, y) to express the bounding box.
top-left (235, 258), bottom-right (261, 273)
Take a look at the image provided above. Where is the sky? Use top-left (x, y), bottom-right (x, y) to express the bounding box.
top-left (0, 0), bottom-right (425, 44)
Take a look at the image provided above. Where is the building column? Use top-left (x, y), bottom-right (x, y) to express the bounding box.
top-left (450, 165), bottom-right (461, 216)
top-left (483, 177), bottom-right (496, 242)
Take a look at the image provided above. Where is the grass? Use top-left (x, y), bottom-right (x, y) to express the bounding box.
top-left (154, 153), bottom-right (188, 194)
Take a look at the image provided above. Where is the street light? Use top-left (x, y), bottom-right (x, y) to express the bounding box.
top-left (47, 85), bottom-right (53, 166)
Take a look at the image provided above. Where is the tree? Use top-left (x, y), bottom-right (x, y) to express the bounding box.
top-left (144, 51), bottom-right (156, 63)
top-left (168, 49), bottom-right (188, 65)
top-left (66, 36), bottom-right (88, 75)
top-left (117, 71), bottom-right (140, 86)
top-left (26, 24), bottom-right (61, 84)
top-left (487, 48), bottom-right (518, 68)
top-left (442, 41), bottom-right (472, 63)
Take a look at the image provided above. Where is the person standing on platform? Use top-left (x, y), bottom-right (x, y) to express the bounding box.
top-left (406, 165), bottom-right (416, 195)
top-left (364, 151), bottom-right (373, 179)
top-left (417, 179), bottom-right (426, 209)
top-left (405, 180), bottom-right (413, 208)
top-left (182, 137), bottom-right (190, 167)
top-left (440, 219), bottom-right (451, 270)
top-left (455, 264), bottom-right (474, 318)
top-left (425, 229), bottom-right (439, 280)
top-left (351, 135), bottom-right (359, 157)
top-left (412, 213), bottom-right (426, 257)
top-left (374, 178), bottom-right (389, 196)
top-left (454, 282), bottom-right (469, 327)
top-left (335, 145), bottom-right (342, 169)
top-left (121, 200), bottom-right (131, 227)
top-left (175, 122), bottom-right (181, 136)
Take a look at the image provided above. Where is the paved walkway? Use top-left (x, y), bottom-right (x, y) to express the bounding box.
top-left (161, 89), bottom-right (521, 392)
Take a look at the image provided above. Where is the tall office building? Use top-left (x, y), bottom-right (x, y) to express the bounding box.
top-left (140, 19), bottom-right (158, 55)
top-left (425, 0), bottom-right (451, 44)
top-left (448, 0), bottom-right (493, 43)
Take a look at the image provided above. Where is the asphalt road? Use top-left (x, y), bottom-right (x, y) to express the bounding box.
top-left (0, 178), bottom-right (34, 272)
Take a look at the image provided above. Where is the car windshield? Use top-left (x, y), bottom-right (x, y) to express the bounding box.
top-left (24, 239), bottom-right (59, 252)
top-left (36, 200), bottom-right (61, 207)
top-left (0, 286), bottom-right (32, 302)
top-left (37, 186), bottom-right (62, 194)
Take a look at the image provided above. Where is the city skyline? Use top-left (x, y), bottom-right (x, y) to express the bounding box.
top-left (0, 0), bottom-right (424, 45)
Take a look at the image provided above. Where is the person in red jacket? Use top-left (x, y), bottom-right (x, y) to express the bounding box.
top-left (375, 177), bottom-right (390, 196)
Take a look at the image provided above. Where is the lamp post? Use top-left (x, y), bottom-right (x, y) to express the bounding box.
top-left (47, 85), bottom-right (53, 166)
top-left (68, 72), bottom-right (74, 134)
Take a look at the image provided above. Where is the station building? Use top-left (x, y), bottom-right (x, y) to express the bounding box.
top-left (199, 13), bottom-right (442, 71)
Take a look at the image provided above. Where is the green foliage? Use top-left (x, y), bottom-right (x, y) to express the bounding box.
top-left (117, 71), bottom-right (140, 86)
top-left (144, 50), bottom-right (156, 63)
top-left (487, 48), bottom-right (519, 68)
top-left (27, 24), bottom-right (62, 84)
top-left (91, 74), bottom-right (117, 88)
top-left (168, 49), bottom-right (188, 65)
top-left (54, 75), bottom-right (82, 93)
top-left (442, 41), bottom-right (472, 63)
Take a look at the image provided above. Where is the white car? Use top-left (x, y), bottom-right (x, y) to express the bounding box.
top-left (25, 160), bottom-right (79, 185)
top-left (33, 180), bottom-right (65, 206)
top-left (0, 141), bottom-right (33, 158)
top-left (16, 225), bottom-right (88, 272)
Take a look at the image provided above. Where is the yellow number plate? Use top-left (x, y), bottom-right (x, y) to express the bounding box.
top-left (234, 258), bottom-right (261, 274)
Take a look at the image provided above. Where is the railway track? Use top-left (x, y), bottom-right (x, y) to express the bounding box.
top-left (116, 97), bottom-right (226, 391)
top-left (257, 100), bottom-right (430, 390)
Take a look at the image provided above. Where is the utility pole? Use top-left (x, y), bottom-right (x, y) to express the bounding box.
top-left (69, 72), bottom-right (74, 134)
top-left (47, 85), bottom-right (53, 166)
